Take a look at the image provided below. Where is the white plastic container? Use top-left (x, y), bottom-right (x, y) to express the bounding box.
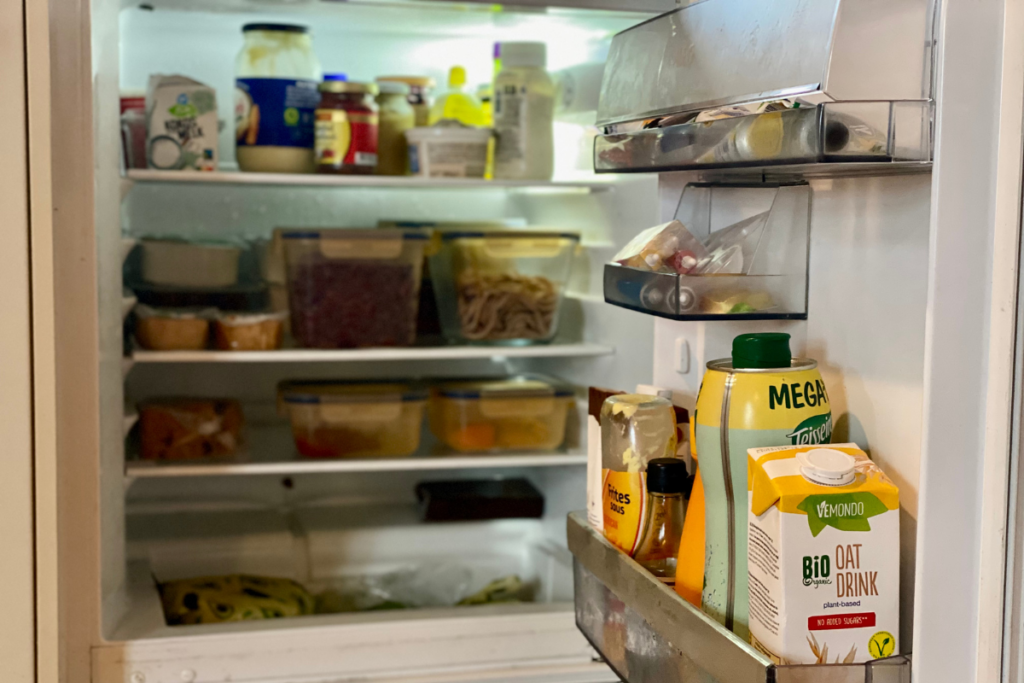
top-left (140, 239), bottom-right (241, 288)
top-left (405, 126), bottom-right (492, 178)
top-left (493, 42), bottom-right (555, 181)
top-left (235, 23), bottom-right (323, 174)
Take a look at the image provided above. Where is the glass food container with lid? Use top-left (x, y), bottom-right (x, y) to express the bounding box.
top-left (279, 381), bottom-right (428, 459)
top-left (314, 79), bottom-right (379, 175)
top-left (428, 231), bottom-right (579, 345)
top-left (282, 229), bottom-right (429, 348)
top-left (429, 375), bottom-right (575, 452)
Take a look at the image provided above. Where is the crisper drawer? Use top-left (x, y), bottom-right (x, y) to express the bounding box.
top-left (567, 513), bottom-right (912, 683)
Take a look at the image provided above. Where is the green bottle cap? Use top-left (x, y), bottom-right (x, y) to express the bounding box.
top-left (732, 332), bottom-right (792, 369)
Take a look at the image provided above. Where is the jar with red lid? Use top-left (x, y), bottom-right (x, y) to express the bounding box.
top-left (314, 79), bottom-right (379, 174)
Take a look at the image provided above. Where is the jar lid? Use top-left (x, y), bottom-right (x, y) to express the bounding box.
top-left (646, 458), bottom-right (689, 494)
top-left (377, 81), bottom-right (411, 96)
top-left (319, 80), bottom-right (379, 95)
top-left (243, 23), bottom-right (308, 34)
top-left (377, 75), bottom-right (436, 89)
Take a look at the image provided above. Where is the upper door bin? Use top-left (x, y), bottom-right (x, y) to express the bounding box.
top-left (594, 0), bottom-right (934, 176)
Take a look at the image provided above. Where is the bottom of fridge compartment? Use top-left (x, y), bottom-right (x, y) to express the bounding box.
top-left (567, 512), bottom-right (911, 683)
top-left (96, 508), bottom-right (613, 683)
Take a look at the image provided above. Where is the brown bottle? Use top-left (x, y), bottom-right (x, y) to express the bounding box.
top-left (633, 458), bottom-right (688, 585)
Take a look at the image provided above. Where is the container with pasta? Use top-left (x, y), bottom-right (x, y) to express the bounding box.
top-left (429, 231), bottom-right (579, 345)
top-left (429, 376), bottom-right (575, 452)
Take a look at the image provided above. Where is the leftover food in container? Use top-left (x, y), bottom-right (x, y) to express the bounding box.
top-left (138, 398), bottom-right (244, 460)
top-left (429, 376), bottom-right (574, 452)
top-left (141, 238), bottom-right (242, 288)
top-left (429, 231), bottom-right (578, 344)
top-left (214, 311), bottom-right (287, 351)
top-left (416, 478), bottom-right (545, 521)
top-left (134, 304), bottom-right (212, 351)
top-left (279, 381), bottom-right (427, 458)
top-left (405, 125), bottom-right (492, 178)
top-left (282, 229), bottom-right (427, 348)
top-left (160, 574), bottom-right (314, 626)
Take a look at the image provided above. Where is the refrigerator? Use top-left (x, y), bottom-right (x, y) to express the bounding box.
top-left (4, 0), bottom-right (1023, 682)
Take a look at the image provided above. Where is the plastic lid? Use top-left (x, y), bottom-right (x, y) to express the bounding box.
top-left (797, 448), bottom-right (857, 487)
top-left (377, 76), bottom-right (436, 89)
top-left (377, 81), bottom-right (410, 96)
top-left (243, 23), bottom-right (308, 33)
top-left (438, 376), bottom-right (573, 399)
top-left (319, 81), bottom-right (378, 95)
top-left (499, 42), bottom-right (547, 69)
top-left (646, 458), bottom-right (689, 494)
top-left (439, 230), bottom-right (580, 241)
top-left (732, 332), bottom-right (792, 369)
top-left (280, 381), bottom-right (428, 404)
top-left (324, 73), bottom-right (348, 82)
top-left (448, 66), bottom-right (468, 88)
top-left (279, 228), bottom-right (427, 241)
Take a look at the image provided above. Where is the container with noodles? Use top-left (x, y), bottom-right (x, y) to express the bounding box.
top-left (429, 231), bottom-right (579, 345)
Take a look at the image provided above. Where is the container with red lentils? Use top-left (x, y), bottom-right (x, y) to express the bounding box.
top-left (314, 78), bottom-right (379, 174)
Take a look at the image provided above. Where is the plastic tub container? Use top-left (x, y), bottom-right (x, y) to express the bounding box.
top-left (405, 126), bottom-right (492, 178)
top-left (429, 376), bottom-right (575, 452)
top-left (429, 231), bottom-right (579, 345)
top-left (134, 305), bottom-right (213, 351)
top-left (214, 311), bottom-right (287, 351)
top-left (282, 229), bottom-right (428, 348)
top-left (279, 381), bottom-right (428, 458)
top-left (141, 239), bottom-right (242, 288)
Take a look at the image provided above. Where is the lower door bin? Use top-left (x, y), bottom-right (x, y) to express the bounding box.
top-left (567, 512), bottom-right (911, 683)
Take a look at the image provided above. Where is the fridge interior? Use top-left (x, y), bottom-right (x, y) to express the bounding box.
top-left (97, 0), bottom-right (665, 665)
top-left (91, 0), bottom-right (936, 679)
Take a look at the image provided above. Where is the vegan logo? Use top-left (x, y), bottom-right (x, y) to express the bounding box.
top-left (797, 492), bottom-right (888, 537)
top-left (869, 631), bottom-right (895, 659)
top-left (787, 413), bottom-right (833, 445)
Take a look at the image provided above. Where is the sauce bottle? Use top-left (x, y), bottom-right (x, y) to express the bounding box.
top-left (634, 458), bottom-right (688, 585)
top-left (600, 394), bottom-right (677, 556)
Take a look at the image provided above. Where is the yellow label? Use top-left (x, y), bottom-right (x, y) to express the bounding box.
top-left (603, 470), bottom-right (646, 556)
top-left (315, 110), bottom-right (351, 163)
top-left (696, 368), bottom-right (829, 431)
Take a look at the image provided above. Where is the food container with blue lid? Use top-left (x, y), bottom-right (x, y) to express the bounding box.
top-left (282, 229), bottom-right (429, 349)
top-left (428, 376), bottom-right (575, 452)
top-left (278, 381), bottom-right (427, 459)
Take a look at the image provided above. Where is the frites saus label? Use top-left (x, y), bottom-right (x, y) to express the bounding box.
top-left (747, 444), bottom-right (899, 665)
top-left (602, 470), bottom-right (646, 556)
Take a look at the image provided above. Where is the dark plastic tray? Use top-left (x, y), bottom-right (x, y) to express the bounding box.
top-left (415, 478), bottom-right (545, 522)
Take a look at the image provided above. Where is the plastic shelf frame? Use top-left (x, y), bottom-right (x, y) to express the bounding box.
top-left (567, 512), bottom-right (911, 683)
top-left (594, 102), bottom-right (932, 176)
top-left (604, 182), bottom-right (810, 321)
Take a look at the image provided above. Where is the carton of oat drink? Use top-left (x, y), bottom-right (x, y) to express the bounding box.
top-left (747, 443), bottom-right (899, 665)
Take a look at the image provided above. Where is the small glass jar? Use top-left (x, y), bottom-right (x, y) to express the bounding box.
top-left (375, 82), bottom-right (415, 176)
top-left (314, 80), bottom-right (379, 175)
top-left (377, 76), bottom-right (434, 127)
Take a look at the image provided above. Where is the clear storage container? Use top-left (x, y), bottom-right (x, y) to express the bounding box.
top-left (282, 229), bottom-right (428, 348)
top-left (429, 231), bottom-right (579, 345)
top-left (429, 376), bottom-right (574, 452)
top-left (279, 381), bottom-right (428, 459)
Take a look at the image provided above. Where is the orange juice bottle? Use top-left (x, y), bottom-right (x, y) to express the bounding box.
top-left (675, 420), bottom-right (705, 605)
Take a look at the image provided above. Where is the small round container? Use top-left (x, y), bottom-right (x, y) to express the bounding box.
top-left (214, 311), bottom-right (287, 351)
top-left (429, 376), bottom-right (574, 452)
top-left (405, 126), bottom-right (492, 178)
top-left (134, 305), bottom-right (213, 351)
top-left (314, 79), bottom-right (379, 175)
top-left (278, 381), bottom-right (428, 459)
